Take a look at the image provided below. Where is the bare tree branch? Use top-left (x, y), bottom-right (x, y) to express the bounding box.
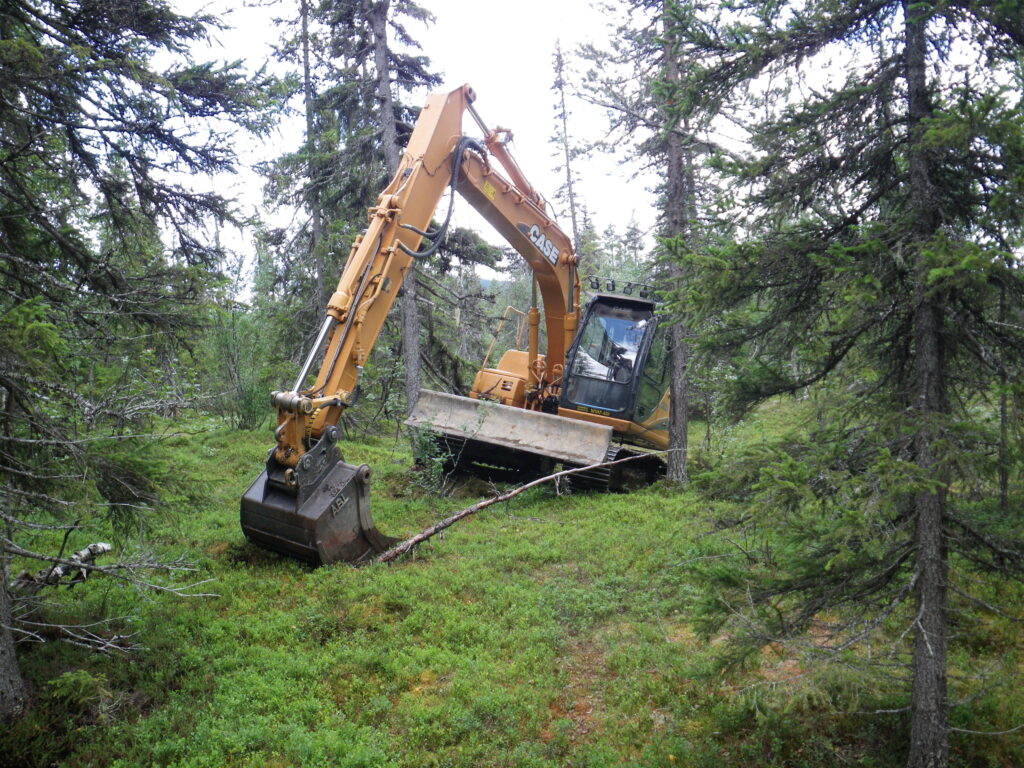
top-left (372, 451), bottom-right (670, 564)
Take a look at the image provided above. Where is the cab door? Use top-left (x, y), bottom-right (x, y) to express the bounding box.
top-left (560, 295), bottom-right (659, 421)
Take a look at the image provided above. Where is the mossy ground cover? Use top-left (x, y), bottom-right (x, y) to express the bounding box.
top-left (4, 405), bottom-right (1021, 767)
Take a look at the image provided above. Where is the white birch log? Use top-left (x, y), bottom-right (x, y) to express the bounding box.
top-left (13, 542), bottom-right (112, 595)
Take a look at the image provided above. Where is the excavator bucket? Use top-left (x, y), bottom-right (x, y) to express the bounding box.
top-left (406, 389), bottom-right (614, 480)
top-left (240, 427), bottom-right (400, 565)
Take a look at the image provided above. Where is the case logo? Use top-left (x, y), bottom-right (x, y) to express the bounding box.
top-left (519, 223), bottom-right (560, 265)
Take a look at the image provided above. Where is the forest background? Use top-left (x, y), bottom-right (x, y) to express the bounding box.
top-left (1, 1), bottom-right (1023, 767)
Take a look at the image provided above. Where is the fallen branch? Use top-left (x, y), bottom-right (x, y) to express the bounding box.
top-left (11, 616), bottom-right (143, 653)
top-left (5, 540), bottom-right (215, 596)
top-left (13, 542), bottom-right (112, 595)
top-left (372, 451), bottom-right (667, 564)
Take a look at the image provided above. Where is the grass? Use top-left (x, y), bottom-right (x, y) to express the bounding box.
top-left (3, 406), bottom-right (1022, 767)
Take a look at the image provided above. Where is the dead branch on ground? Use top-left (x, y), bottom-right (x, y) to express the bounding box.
top-left (372, 451), bottom-right (668, 564)
top-left (12, 542), bottom-right (112, 595)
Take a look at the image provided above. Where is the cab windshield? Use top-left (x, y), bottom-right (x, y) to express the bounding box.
top-left (564, 303), bottom-right (653, 415)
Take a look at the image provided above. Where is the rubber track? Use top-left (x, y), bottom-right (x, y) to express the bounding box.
top-left (430, 433), bottom-right (664, 492)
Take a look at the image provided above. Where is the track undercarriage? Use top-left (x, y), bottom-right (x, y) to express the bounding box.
top-left (240, 389), bottom-right (665, 566)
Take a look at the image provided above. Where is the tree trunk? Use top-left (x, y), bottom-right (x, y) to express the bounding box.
top-left (366, 0), bottom-right (420, 413)
top-left (904, 2), bottom-right (948, 765)
top-left (662, 15), bottom-right (691, 484)
top-left (907, 295), bottom-right (949, 768)
top-left (301, 0), bottom-right (326, 310)
top-left (0, 388), bottom-right (24, 720)
top-left (666, 320), bottom-right (689, 483)
top-left (400, 274), bottom-right (422, 411)
top-left (0, 553), bottom-right (27, 720)
top-left (999, 284), bottom-right (1008, 515)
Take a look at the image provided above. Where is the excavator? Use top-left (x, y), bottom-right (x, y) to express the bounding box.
top-left (240, 85), bottom-right (670, 565)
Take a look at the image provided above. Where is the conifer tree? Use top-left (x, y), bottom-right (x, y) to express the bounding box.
top-left (263, 0), bottom-right (440, 412)
top-left (582, 0), bottom-right (713, 483)
top-left (0, 0), bottom-right (277, 719)
top-left (674, 2), bottom-right (1024, 763)
top-left (550, 41), bottom-right (582, 250)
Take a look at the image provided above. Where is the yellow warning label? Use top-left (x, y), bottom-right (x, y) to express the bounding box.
top-left (482, 180), bottom-right (497, 201)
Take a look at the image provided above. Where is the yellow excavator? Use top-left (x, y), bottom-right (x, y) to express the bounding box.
top-left (240, 85), bottom-right (670, 565)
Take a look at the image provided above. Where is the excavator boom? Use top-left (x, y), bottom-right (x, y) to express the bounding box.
top-left (242, 86), bottom-right (480, 564)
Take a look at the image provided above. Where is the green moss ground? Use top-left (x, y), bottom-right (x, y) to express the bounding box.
top-left (3, 408), bottom-right (1021, 767)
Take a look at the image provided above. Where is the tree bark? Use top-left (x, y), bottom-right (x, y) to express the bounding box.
top-left (904, 2), bottom-right (949, 765)
top-left (907, 296), bottom-right (949, 768)
top-left (666, 320), bottom-right (689, 483)
top-left (0, 387), bottom-right (25, 719)
top-left (13, 542), bottom-right (112, 596)
top-left (662, 12), bottom-right (691, 484)
top-left (998, 284), bottom-right (1008, 515)
top-left (301, 0), bottom-right (326, 310)
top-left (0, 551), bottom-right (27, 720)
top-left (366, 0), bottom-right (421, 413)
top-left (400, 271), bottom-right (422, 412)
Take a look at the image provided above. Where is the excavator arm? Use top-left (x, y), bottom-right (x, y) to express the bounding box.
top-left (273, 85), bottom-right (581, 465)
top-left (272, 86), bottom-right (471, 467)
top-left (241, 85), bottom-right (583, 564)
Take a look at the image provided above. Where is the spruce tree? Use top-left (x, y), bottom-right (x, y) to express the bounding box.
top-left (0, 0), bottom-right (277, 719)
top-left (262, 0), bottom-right (440, 412)
top-left (582, 0), bottom-right (714, 483)
top-left (674, 1), bottom-right (1024, 763)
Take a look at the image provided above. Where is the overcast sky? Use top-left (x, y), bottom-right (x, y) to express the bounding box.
top-left (417, 0), bottom-right (656, 241)
top-left (181, 0), bottom-right (656, 265)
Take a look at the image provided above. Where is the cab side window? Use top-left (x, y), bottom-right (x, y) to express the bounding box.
top-left (634, 321), bottom-right (667, 421)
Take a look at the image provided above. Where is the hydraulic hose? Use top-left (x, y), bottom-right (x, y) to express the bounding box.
top-left (398, 136), bottom-right (486, 259)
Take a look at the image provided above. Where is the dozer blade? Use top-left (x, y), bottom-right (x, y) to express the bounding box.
top-left (405, 389), bottom-right (613, 476)
top-left (240, 427), bottom-right (399, 565)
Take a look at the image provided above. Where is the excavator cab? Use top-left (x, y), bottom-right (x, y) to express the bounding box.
top-left (560, 294), bottom-right (664, 425)
top-left (408, 290), bottom-right (668, 493)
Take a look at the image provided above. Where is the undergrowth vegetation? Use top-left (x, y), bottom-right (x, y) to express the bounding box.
top-left (3, 404), bottom-right (1021, 767)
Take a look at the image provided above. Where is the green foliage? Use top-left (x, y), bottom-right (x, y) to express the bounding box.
top-left (658, 10), bottom-right (1024, 762)
top-left (407, 427), bottom-right (454, 495)
top-left (201, 302), bottom-right (283, 430)
top-left (1, 299), bottom-right (65, 361)
top-left (0, 0), bottom-right (284, 723)
top-left (257, 0), bottom-right (444, 411)
top-left (45, 670), bottom-right (111, 715)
